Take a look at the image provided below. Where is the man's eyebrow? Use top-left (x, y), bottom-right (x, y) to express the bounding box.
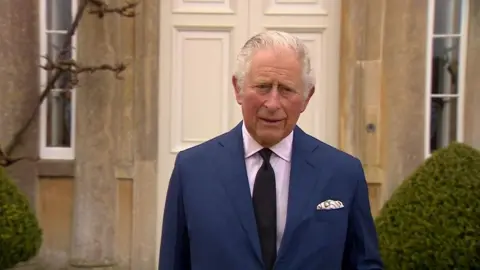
top-left (251, 79), bottom-right (296, 88)
top-left (278, 81), bottom-right (296, 89)
top-left (253, 78), bottom-right (271, 83)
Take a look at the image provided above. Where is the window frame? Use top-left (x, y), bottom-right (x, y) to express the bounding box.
top-left (39, 0), bottom-right (78, 160)
top-left (424, 0), bottom-right (470, 158)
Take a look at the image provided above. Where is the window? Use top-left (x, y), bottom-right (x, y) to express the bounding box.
top-left (39, 0), bottom-right (77, 159)
top-left (425, 0), bottom-right (469, 157)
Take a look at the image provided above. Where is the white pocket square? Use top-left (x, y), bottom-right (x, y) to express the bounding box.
top-left (316, 199), bottom-right (344, 210)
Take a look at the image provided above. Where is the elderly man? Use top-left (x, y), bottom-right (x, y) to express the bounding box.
top-left (159, 31), bottom-right (383, 270)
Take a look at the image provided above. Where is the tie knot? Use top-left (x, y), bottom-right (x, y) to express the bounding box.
top-left (258, 148), bottom-right (272, 162)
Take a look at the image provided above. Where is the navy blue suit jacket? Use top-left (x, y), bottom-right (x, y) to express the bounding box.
top-left (159, 123), bottom-right (383, 270)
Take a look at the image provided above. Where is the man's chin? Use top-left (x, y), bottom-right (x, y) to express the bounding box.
top-left (255, 133), bottom-right (283, 148)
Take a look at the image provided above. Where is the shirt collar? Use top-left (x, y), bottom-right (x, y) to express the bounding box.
top-left (242, 122), bottom-right (293, 162)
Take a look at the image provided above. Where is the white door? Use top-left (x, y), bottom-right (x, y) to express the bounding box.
top-left (157, 0), bottom-right (340, 265)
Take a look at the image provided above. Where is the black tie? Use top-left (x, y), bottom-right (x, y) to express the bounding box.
top-left (252, 148), bottom-right (277, 270)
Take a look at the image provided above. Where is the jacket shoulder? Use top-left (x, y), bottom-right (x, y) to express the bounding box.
top-left (175, 131), bottom-right (229, 163)
top-left (302, 132), bottom-right (363, 174)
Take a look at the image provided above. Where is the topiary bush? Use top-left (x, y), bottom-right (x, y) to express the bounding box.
top-left (0, 166), bottom-right (42, 269)
top-left (375, 142), bottom-right (480, 269)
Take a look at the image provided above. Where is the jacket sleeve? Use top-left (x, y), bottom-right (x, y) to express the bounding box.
top-left (158, 154), bottom-right (191, 270)
top-left (342, 159), bottom-right (384, 270)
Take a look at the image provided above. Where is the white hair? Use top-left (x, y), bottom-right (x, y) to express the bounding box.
top-left (233, 30), bottom-right (315, 98)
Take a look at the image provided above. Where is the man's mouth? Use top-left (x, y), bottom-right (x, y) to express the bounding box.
top-left (260, 118), bottom-right (282, 123)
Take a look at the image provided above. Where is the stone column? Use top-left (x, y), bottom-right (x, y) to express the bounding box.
top-left (381, 0), bottom-right (428, 197)
top-left (130, 0), bottom-right (160, 268)
top-left (339, 0), bottom-right (429, 212)
top-left (0, 0), bottom-right (39, 206)
top-left (69, 6), bottom-right (118, 269)
top-left (338, 0), bottom-right (387, 214)
top-left (338, 0), bottom-right (367, 158)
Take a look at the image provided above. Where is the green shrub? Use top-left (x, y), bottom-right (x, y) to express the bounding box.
top-left (0, 166), bottom-right (42, 269)
top-left (375, 142), bottom-right (480, 269)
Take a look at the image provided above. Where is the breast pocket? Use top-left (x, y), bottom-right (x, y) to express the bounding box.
top-left (305, 197), bottom-right (352, 248)
top-left (306, 207), bottom-right (349, 248)
top-left (313, 208), bottom-right (348, 223)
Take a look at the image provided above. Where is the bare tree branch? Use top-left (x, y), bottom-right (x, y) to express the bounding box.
top-left (0, 0), bottom-right (138, 167)
top-left (40, 56), bottom-right (127, 82)
top-left (87, 0), bottom-right (139, 18)
top-left (0, 143), bottom-right (39, 167)
top-left (0, 156), bottom-right (39, 167)
top-left (0, 145), bottom-right (6, 160)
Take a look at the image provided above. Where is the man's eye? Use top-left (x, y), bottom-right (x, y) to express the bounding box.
top-left (279, 85), bottom-right (294, 93)
top-left (254, 84), bottom-right (271, 92)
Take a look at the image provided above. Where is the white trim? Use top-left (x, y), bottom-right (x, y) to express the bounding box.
top-left (39, 0), bottom-right (77, 160)
top-left (424, 0), bottom-right (469, 158)
top-left (433, 33), bottom-right (462, 38)
top-left (424, 0), bottom-right (435, 158)
top-left (45, 30), bottom-right (69, 34)
top-left (71, 0), bottom-right (78, 161)
top-left (431, 93), bottom-right (459, 98)
top-left (457, 0), bottom-right (469, 145)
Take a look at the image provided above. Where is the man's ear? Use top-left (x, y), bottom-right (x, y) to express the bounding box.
top-left (301, 86), bottom-right (315, 112)
top-left (232, 76), bottom-right (243, 105)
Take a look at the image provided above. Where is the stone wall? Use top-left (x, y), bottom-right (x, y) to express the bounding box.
top-left (0, 0), bottom-right (160, 268)
top-left (0, 0), bottom-right (39, 206)
top-left (339, 0), bottom-right (429, 207)
top-left (339, 0), bottom-right (480, 210)
top-left (37, 177), bottom-right (133, 270)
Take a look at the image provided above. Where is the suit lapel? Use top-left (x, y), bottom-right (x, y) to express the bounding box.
top-left (217, 123), bottom-right (262, 263)
top-left (216, 124), bottom-right (333, 263)
top-left (277, 127), bottom-right (332, 258)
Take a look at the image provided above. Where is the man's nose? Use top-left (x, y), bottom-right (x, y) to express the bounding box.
top-left (263, 87), bottom-right (281, 110)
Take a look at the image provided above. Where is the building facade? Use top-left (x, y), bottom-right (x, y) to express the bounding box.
top-left (0, 0), bottom-right (478, 269)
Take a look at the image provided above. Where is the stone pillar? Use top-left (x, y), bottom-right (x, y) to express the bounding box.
top-left (464, 1), bottom-right (480, 149)
top-left (338, 0), bottom-right (387, 214)
top-left (338, 0), bottom-right (367, 158)
top-left (381, 0), bottom-right (428, 197)
top-left (69, 5), bottom-right (118, 269)
top-left (339, 0), bottom-right (429, 211)
top-left (0, 1), bottom-right (39, 206)
top-left (338, 0), bottom-right (385, 167)
top-left (130, 0), bottom-right (160, 268)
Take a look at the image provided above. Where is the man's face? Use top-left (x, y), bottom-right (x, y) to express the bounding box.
top-left (233, 46), bottom-right (314, 147)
